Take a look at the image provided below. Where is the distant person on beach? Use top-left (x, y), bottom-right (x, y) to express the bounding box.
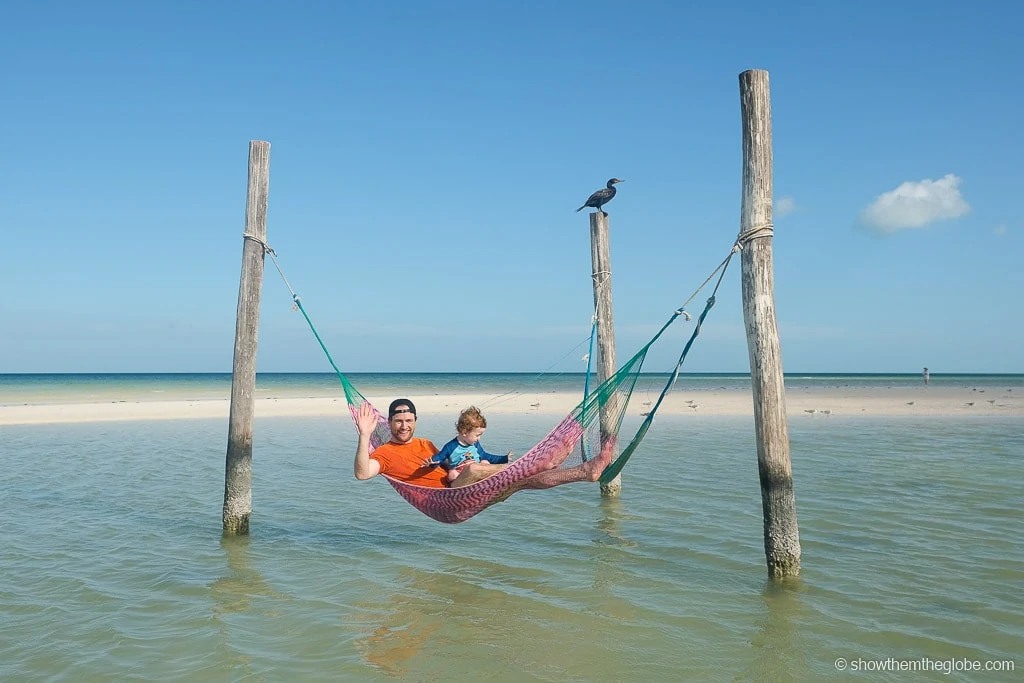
top-left (423, 406), bottom-right (512, 487)
top-left (353, 399), bottom-right (506, 488)
top-left (923, 367), bottom-right (930, 385)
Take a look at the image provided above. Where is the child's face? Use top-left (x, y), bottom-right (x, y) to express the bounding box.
top-left (459, 427), bottom-right (486, 445)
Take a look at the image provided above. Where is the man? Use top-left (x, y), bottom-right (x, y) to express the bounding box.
top-left (353, 399), bottom-right (505, 487)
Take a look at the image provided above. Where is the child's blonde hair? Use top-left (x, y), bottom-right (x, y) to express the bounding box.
top-left (456, 406), bottom-right (487, 433)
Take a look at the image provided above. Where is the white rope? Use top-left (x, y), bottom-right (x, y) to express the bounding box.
top-left (589, 269), bottom-right (612, 328)
top-left (477, 333), bottom-right (595, 410)
top-left (243, 232), bottom-right (299, 303)
top-left (734, 222), bottom-right (774, 249)
top-left (242, 232), bottom-right (274, 255)
top-left (679, 249), bottom-right (735, 313)
top-left (676, 222), bottom-right (770, 314)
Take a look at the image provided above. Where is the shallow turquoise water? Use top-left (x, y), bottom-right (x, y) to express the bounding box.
top-left (1, 414), bottom-right (1021, 681)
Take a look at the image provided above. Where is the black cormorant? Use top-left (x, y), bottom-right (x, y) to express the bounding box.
top-left (576, 178), bottom-right (623, 214)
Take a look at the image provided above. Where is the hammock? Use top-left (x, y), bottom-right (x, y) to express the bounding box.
top-left (251, 232), bottom-right (734, 523)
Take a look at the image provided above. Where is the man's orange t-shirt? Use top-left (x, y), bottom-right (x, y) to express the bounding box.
top-left (370, 438), bottom-right (447, 488)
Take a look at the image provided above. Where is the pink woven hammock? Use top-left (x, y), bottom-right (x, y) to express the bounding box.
top-left (350, 402), bottom-right (616, 524)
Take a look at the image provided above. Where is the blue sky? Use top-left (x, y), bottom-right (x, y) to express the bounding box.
top-left (1, 1), bottom-right (1021, 374)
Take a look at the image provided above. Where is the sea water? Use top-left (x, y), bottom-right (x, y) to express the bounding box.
top-left (1, 376), bottom-right (1022, 681)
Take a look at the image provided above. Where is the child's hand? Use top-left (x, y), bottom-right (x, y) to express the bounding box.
top-left (507, 449), bottom-right (515, 460)
top-left (422, 458), bottom-right (436, 467)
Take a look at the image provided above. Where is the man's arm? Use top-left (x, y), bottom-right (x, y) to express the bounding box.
top-left (354, 403), bottom-right (382, 480)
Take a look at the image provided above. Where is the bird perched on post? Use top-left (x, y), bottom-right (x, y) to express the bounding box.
top-left (576, 178), bottom-right (623, 215)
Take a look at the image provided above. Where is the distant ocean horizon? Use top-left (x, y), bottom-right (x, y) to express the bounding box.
top-left (2, 372), bottom-right (1023, 405)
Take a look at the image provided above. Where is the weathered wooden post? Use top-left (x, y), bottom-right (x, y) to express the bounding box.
top-left (738, 70), bottom-right (800, 578)
top-left (223, 140), bottom-right (271, 535)
top-left (589, 211), bottom-right (621, 497)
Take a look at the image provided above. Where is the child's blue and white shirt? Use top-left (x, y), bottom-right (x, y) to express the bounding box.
top-left (428, 438), bottom-right (509, 470)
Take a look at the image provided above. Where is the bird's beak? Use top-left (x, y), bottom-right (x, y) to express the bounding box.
top-left (615, 179), bottom-right (624, 183)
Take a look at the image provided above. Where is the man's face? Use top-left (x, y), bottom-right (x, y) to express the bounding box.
top-left (389, 406), bottom-right (416, 444)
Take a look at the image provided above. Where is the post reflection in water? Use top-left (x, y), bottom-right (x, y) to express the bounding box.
top-left (596, 497), bottom-right (640, 549)
top-left (745, 578), bottom-right (810, 681)
top-left (210, 535), bottom-right (278, 617)
top-left (207, 535), bottom-right (286, 676)
top-left (588, 498), bottom-right (642, 623)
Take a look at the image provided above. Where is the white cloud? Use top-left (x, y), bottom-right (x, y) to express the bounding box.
top-left (860, 174), bottom-right (969, 233)
top-left (775, 196), bottom-right (798, 217)
top-left (994, 224), bottom-right (1008, 236)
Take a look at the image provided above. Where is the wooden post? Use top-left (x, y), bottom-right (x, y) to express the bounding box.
top-left (589, 211), bottom-right (621, 497)
top-left (223, 140), bottom-right (271, 535)
top-left (738, 70), bottom-right (800, 578)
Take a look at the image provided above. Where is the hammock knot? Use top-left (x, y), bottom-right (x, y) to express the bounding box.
top-left (242, 232), bottom-right (276, 256)
top-left (734, 222), bottom-right (774, 249)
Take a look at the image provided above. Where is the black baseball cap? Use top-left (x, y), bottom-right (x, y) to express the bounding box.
top-left (388, 398), bottom-right (416, 419)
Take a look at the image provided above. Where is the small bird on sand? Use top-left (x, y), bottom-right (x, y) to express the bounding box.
top-left (576, 178), bottom-right (623, 214)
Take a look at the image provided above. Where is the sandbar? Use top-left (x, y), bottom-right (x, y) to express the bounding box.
top-left (1, 386), bottom-right (1020, 425)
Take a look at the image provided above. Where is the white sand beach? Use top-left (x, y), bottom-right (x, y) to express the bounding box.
top-left (1, 386), bottom-right (1020, 425)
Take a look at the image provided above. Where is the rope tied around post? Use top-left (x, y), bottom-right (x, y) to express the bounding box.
top-left (243, 232), bottom-right (300, 305)
top-left (242, 232), bottom-right (276, 256)
top-left (733, 222), bottom-right (774, 250)
top-left (589, 269), bottom-right (612, 336)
